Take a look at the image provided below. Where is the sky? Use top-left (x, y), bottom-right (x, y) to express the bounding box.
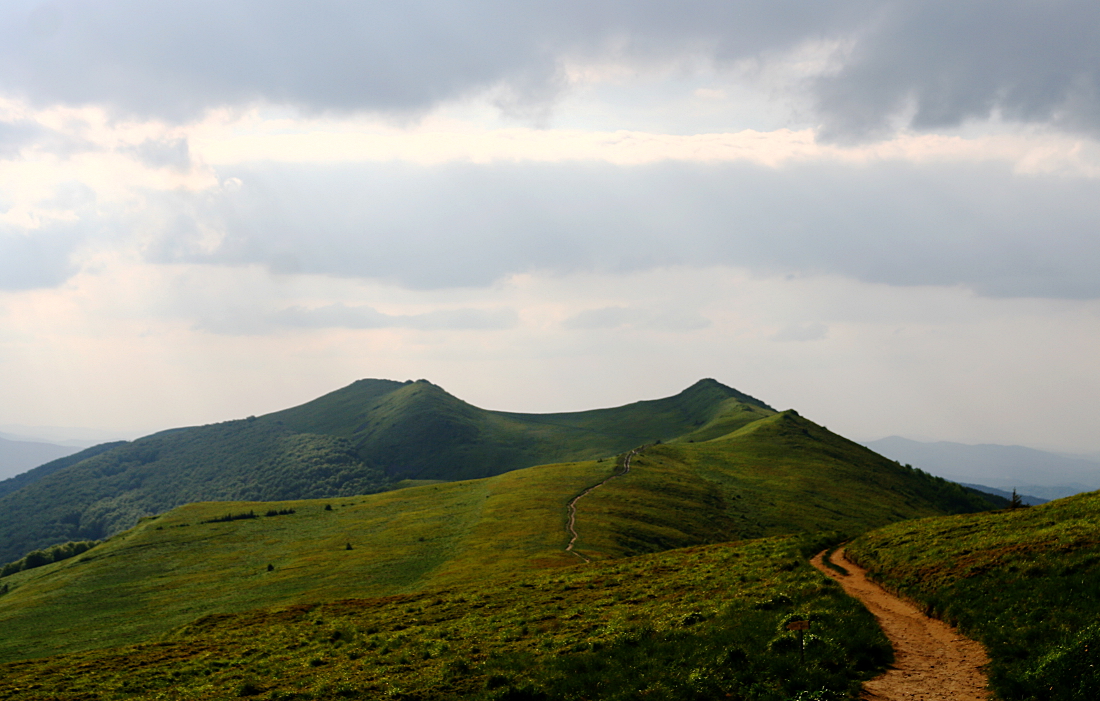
top-left (1, 0), bottom-right (1099, 453)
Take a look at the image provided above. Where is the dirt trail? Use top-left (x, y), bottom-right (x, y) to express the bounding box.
top-left (811, 547), bottom-right (991, 701)
top-left (565, 449), bottom-right (637, 562)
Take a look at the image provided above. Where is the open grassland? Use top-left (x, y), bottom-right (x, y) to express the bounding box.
top-left (848, 491), bottom-right (1100, 701)
top-left (0, 535), bottom-right (892, 701)
top-left (0, 411), bottom-right (998, 666)
top-left (0, 460), bottom-right (611, 663)
top-left (571, 412), bottom-right (997, 560)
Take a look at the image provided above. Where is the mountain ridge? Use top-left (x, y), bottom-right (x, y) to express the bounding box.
top-left (0, 378), bottom-right (774, 562)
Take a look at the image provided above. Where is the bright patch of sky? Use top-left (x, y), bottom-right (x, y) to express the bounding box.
top-left (2, 0), bottom-right (1099, 455)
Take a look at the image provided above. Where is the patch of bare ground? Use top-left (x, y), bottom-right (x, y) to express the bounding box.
top-left (811, 547), bottom-right (991, 701)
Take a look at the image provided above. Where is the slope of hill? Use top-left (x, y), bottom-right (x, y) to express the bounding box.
top-left (0, 412), bottom-right (998, 664)
top-left (864, 436), bottom-right (1100, 499)
top-left (0, 379), bottom-right (775, 563)
top-left (0, 535), bottom-right (892, 701)
top-left (0, 436), bottom-right (78, 481)
top-left (848, 491), bottom-right (1100, 701)
top-left (264, 377), bottom-right (775, 480)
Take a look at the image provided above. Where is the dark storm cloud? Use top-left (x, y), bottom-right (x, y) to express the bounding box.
top-left (146, 160), bottom-right (1100, 299)
top-left (8, 1), bottom-right (1098, 136)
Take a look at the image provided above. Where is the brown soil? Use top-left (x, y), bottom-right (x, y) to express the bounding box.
top-left (811, 547), bottom-right (991, 701)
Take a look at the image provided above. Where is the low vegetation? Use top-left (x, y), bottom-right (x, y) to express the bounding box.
top-left (0, 534), bottom-right (891, 701)
top-left (0, 412), bottom-right (998, 665)
top-left (0, 378), bottom-right (1026, 699)
top-left (0, 540), bottom-right (99, 578)
top-left (848, 490), bottom-right (1100, 700)
top-left (571, 412), bottom-right (999, 560)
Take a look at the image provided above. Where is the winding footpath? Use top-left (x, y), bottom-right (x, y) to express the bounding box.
top-left (811, 547), bottom-right (991, 701)
top-left (565, 449), bottom-right (638, 562)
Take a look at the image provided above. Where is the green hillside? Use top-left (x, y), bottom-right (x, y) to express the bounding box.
top-left (0, 412), bottom-right (997, 665)
top-left (0, 379), bottom-right (774, 563)
top-left (264, 377), bottom-right (775, 479)
top-left (848, 491), bottom-right (1100, 700)
top-left (569, 411), bottom-right (997, 560)
top-left (0, 535), bottom-right (892, 701)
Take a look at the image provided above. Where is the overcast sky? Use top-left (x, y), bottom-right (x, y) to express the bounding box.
top-left (2, 0), bottom-right (1099, 454)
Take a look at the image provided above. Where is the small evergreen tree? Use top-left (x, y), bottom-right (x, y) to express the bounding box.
top-left (1009, 489), bottom-right (1027, 509)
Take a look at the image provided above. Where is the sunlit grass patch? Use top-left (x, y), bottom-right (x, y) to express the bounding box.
top-left (0, 534), bottom-right (890, 700)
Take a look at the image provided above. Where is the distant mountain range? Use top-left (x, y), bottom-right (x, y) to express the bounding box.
top-left (863, 436), bottom-right (1100, 501)
top-left (0, 437), bottom-right (79, 482)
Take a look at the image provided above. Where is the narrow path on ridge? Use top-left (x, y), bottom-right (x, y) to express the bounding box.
top-left (811, 547), bottom-right (991, 701)
top-left (565, 449), bottom-right (639, 563)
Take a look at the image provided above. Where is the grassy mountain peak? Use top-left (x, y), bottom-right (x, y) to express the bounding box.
top-left (0, 379), bottom-right (774, 562)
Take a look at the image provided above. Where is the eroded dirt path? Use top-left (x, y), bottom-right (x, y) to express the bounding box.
top-left (565, 449), bottom-right (638, 562)
top-left (811, 547), bottom-right (991, 701)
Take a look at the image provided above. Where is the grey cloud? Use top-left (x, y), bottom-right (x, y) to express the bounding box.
top-left (143, 159), bottom-right (1100, 299)
top-left (2, 2), bottom-right (1098, 136)
top-left (813, 0), bottom-right (1100, 140)
top-left (190, 301), bottom-right (518, 335)
top-left (0, 2), bottom-right (862, 120)
top-left (0, 182), bottom-right (103, 290)
top-left (0, 222), bottom-right (83, 290)
top-left (564, 306), bottom-right (710, 332)
top-left (0, 119), bottom-right (91, 159)
top-left (126, 138), bottom-right (191, 172)
top-left (0, 120), bottom-right (45, 159)
top-left (271, 304), bottom-right (517, 331)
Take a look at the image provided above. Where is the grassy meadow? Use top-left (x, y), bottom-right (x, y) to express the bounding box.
top-left (572, 412), bottom-right (998, 560)
top-left (0, 535), bottom-right (892, 701)
top-left (848, 490), bottom-right (1100, 700)
top-left (0, 410), bottom-right (997, 667)
top-left (0, 459), bottom-right (611, 663)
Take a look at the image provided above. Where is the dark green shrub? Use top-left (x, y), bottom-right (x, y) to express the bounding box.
top-left (0, 540), bottom-right (100, 578)
top-left (201, 511), bottom-right (258, 524)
